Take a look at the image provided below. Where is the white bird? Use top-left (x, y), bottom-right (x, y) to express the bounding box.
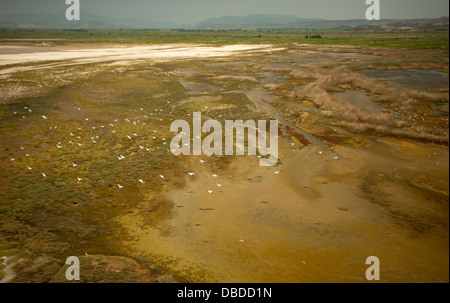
top-left (273, 171), bottom-right (280, 175)
top-left (72, 163), bottom-right (77, 167)
top-left (117, 184), bottom-right (123, 189)
top-left (42, 172), bottom-right (47, 177)
top-left (199, 160), bottom-right (205, 163)
top-left (70, 133), bottom-right (75, 137)
top-left (20, 147), bottom-right (24, 150)
top-left (212, 174), bottom-right (218, 178)
top-left (217, 184), bottom-right (223, 187)
top-left (77, 177), bottom-right (83, 182)
top-left (207, 190), bottom-right (214, 194)
top-left (118, 155), bottom-right (125, 160)
top-left (56, 144), bottom-right (62, 149)
top-left (27, 167), bottom-right (32, 170)
top-left (77, 143), bottom-right (83, 147)
top-left (160, 175), bottom-right (165, 179)
top-left (42, 115), bottom-right (47, 120)
top-left (188, 172), bottom-right (195, 176)
top-left (318, 151), bottom-right (323, 155)
top-left (10, 158), bottom-right (15, 162)
top-left (138, 179), bottom-right (144, 184)
top-left (127, 135), bottom-right (132, 140)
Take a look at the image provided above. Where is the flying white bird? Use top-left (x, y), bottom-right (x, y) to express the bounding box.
top-left (77, 177), bottom-right (83, 182)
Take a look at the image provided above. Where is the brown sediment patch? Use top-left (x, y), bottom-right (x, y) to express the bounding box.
top-left (117, 138), bottom-right (449, 282)
top-left (285, 125), bottom-right (311, 146)
top-left (211, 75), bottom-right (259, 83)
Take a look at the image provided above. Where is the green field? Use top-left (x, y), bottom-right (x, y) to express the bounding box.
top-left (0, 29), bottom-right (448, 50)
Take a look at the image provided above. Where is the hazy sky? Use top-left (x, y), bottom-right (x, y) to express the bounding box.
top-left (0, 0), bottom-right (448, 23)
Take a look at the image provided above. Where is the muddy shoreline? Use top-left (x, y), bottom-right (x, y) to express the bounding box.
top-left (0, 43), bottom-right (448, 283)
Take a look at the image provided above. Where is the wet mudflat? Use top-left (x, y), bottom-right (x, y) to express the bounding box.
top-left (0, 43), bottom-right (448, 283)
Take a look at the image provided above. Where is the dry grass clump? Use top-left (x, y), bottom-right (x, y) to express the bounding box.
top-left (262, 67), bottom-right (314, 80)
top-left (301, 65), bottom-right (447, 112)
top-left (264, 83), bottom-right (281, 90)
top-left (262, 67), bottom-right (293, 73)
top-left (293, 65), bottom-right (449, 143)
top-left (341, 121), bottom-right (449, 143)
top-left (178, 71), bottom-right (216, 80)
top-left (289, 70), bottom-right (313, 79)
top-left (212, 75), bottom-right (259, 83)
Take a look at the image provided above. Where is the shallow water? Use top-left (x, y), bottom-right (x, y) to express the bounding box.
top-left (361, 70), bottom-right (449, 92)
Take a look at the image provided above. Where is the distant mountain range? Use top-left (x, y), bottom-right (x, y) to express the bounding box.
top-left (0, 11), bottom-right (187, 30)
top-left (0, 12), bottom-right (448, 31)
top-left (196, 14), bottom-right (323, 28)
